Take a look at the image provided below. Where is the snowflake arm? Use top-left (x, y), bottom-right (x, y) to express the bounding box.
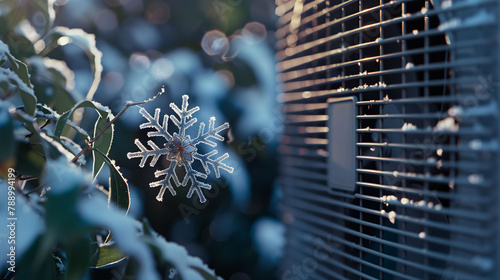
top-left (182, 162), bottom-right (212, 203)
top-left (127, 139), bottom-right (170, 168)
top-left (150, 161), bottom-right (180, 202)
top-left (170, 95), bottom-right (199, 137)
top-left (193, 151), bottom-right (234, 178)
top-left (192, 117), bottom-right (230, 147)
top-left (139, 107), bottom-right (172, 141)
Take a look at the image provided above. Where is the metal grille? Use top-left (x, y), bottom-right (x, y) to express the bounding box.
top-left (276, 0), bottom-right (499, 279)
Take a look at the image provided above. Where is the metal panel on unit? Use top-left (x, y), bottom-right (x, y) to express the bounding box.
top-left (328, 97), bottom-right (358, 192)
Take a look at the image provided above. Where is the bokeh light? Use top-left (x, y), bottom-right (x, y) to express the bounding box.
top-left (145, 1), bottom-right (170, 24)
top-left (94, 9), bottom-right (118, 31)
top-left (241, 21), bottom-right (267, 44)
top-left (151, 58), bottom-right (174, 80)
top-left (129, 52), bottom-right (150, 70)
top-left (201, 30), bottom-right (229, 56)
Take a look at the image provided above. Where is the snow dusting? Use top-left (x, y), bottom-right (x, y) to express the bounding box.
top-left (402, 122), bottom-right (417, 131)
top-left (434, 117), bottom-right (458, 132)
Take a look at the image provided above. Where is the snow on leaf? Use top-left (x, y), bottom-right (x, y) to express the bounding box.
top-left (48, 27), bottom-right (103, 100)
top-left (128, 94), bottom-right (233, 203)
top-left (78, 196), bottom-right (161, 280)
top-left (141, 220), bottom-right (223, 280)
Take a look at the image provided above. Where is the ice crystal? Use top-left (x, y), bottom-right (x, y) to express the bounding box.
top-left (127, 95), bottom-right (234, 203)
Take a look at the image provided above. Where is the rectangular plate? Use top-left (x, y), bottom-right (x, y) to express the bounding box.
top-left (327, 97), bottom-right (358, 192)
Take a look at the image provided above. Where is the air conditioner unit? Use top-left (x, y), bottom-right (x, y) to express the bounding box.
top-left (276, 0), bottom-right (499, 279)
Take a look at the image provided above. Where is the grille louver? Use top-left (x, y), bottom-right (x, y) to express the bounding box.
top-left (276, 0), bottom-right (499, 279)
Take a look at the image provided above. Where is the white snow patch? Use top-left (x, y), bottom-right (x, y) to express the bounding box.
top-left (352, 84), bottom-right (369, 91)
top-left (434, 117), bottom-right (458, 132)
top-left (388, 211), bottom-right (396, 224)
top-left (252, 217), bottom-right (285, 266)
top-left (147, 231), bottom-right (223, 280)
top-left (0, 68), bottom-right (34, 95)
top-left (42, 156), bottom-right (90, 194)
top-left (78, 196), bottom-right (162, 280)
top-left (438, 18), bottom-right (460, 31)
top-left (371, 81), bottom-right (387, 88)
top-left (402, 122), bottom-right (417, 131)
top-left (441, 0), bottom-right (452, 9)
top-left (447, 106), bottom-right (463, 117)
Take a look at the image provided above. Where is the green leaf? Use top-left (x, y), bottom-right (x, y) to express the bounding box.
top-left (54, 100), bottom-right (111, 139)
top-left (90, 243), bottom-right (127, 268)
top-left (141, 218), bottom-right (155, 237)
top-left (35, 104), bottom-right (90, 139)
top-left (30, 57), bottom-right (78, 113)
top-left (7, 56), bottom-right (36, 115)
top-left (17, 236), bottom-right (57, 280)
top-left (46, 27), bottom-right (103, 100)
top-left (66, 235), bottom-right (92, 280)
top-left (0, 103), bottom-right (15, 163)
top-left (15, 141), bottom-right (45, 177)
top-left (190, 266), bottom-right (219, 280)
top-left (92, 115), bottom-right (114, 180)
top-left (10, 107), bottom-right (41, 144)
top-left (0, 40), bottom-right (37, 115)
top-left (4, 32), bottom-right (36, 58)
top-left (0, 67), bottom-right (36, 115)
top-left (93, 149), bottom-right (130, 212)
top-left (0, 1), bottom-right (27, 36)
top-left (39, 133), bottom-right (78, 161)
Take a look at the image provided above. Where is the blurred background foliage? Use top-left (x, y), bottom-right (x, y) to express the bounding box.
top-left (1, 0), bottom-right (283, 279)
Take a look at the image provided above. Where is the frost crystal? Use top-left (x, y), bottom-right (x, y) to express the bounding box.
top-left (127, 95), bottom-right (233, 203)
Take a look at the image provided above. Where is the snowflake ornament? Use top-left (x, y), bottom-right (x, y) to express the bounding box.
top-left (127, 95), bottom-right (234, 203)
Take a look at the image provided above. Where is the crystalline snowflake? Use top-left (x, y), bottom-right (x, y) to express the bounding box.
top-left (127, 95), bottom-right (234, 203)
